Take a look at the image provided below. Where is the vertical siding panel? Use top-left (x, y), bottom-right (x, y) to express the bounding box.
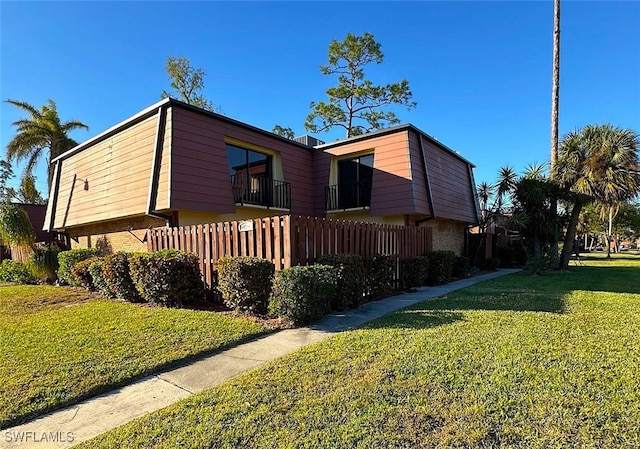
top-left (264, 217), bottom-right (273, 263)
top-left (204, 224), bottom-right (213, 289)
top-left (273, 216), bottom-right (282, 270)
top-left (283, 215), bottom-right (291, 268)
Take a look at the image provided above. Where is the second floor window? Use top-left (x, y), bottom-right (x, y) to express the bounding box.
top-left (337, 154), bottom-right (374, 208)
top-left (226, 143), bottom-right (272, 186)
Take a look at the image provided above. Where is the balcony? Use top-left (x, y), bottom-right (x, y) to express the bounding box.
top-left (325, 181), bottom-right (372, 211)
top-left (231, 175), bottom-right (291, 209)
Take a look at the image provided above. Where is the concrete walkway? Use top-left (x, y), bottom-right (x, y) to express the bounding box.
top-left (2, 269), bottom-right (520, 448)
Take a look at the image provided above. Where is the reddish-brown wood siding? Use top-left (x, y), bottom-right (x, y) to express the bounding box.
top-left (422, 135), bottom-right (477, 223)
top-left (315, 131), bottom-right (416, 217)
top-left (170, 108), bottom-right (314, 216)
top-left (52, 114), bottom-right (160, 228)
top-left (407, 130), bottom-right (432, 216)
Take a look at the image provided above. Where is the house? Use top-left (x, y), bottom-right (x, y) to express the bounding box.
top-left (2, 203), bottom-right (68, 262)
top-left (44, 98), bottom-right (480, 255)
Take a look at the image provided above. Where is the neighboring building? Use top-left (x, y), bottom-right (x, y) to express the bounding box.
top-left (44, 98), bottom-right (480, 255)
top-left (2, 203), bottom-right (67, 262)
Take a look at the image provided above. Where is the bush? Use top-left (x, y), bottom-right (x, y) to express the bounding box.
top-left (485, 257), bottom-right (501, 271)
top-left (57, 248), bottom-right (102, 286)
top-left (216, 256), bottom-right (274, 313)
top-left (88, 257), bottom-right (112, 297)
top-left (452, 256), bottom-right (470, 278)
top-left (496, 246), bottom-right (515, 268)
top-left (316, 254), bottom-right (365, 310)
top-left (0, 260), bottom-right (36, 284)
top-left (71, 258), bottom-right (96, 290)
top-left (102, 252), bottom-right (142, 302)
top-left (426, 250), bottom-right (456, 285)
top-left (130, 250), bottom-right (203, 307)
top-left (368, 254), bottom-right (396, 297)
top-left (400, 256), bottom-right (429, 290)
top-left (269, 265), bottom-right (336, 326)
top-left (30, 243), bottom-right (62, 282)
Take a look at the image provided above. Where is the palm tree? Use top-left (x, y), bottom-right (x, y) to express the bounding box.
top-left (554, 124), bottom-right (640, 269)
top-left (5, 99), bottom-right (88, 190)
top-left (550, 0), bottom-right (561, 171)
top-left (549, 0), bottom-right (561, 260)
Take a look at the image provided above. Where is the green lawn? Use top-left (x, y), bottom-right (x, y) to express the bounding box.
top-left (82, 255), bottom-right (640, 448)
top-left (0, 285), bottom-right (268, 428)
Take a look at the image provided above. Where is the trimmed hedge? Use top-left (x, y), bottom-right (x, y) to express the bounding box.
top-left (316, 254), bottom-right (365, 310)
top-left (452, 256), bottom-right (470, 278)
top-left (88, 257), bottom-right (112, 297)
top-left (130, 250), bottom-right (203, 307)
top-left (400, 256), bottom-right (429, 290)
top-left (486, 257), bottom-right (501, 271)
top-left (216, 256), bottom-right (274, 313)
top-left (368, 254), bottom-right (396, 297)
top-left (57, 248), bottom-right (102, 286)
top-left (71, 258), bottom-right (96, 290)
top-left (102, 252), bottom-right (142, 302)
top-left (269, 264), bottom-right (336, 325)
top-left (496, 246), bottom-right (515, 268)
top-left (426, 250), bottom-right (456, 285)
top-left (0, 260), bottom-right (36, 284)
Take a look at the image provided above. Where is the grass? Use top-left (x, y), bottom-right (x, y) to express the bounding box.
top-left (81, 255), bottom-right (640, 448)
top-left (0, 285), bottom-right (268, 428)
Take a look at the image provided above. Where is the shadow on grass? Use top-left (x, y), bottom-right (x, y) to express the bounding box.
top-left (365, 262), bottom-right (640, 331)
top-left (3, 328), bottom-right (274, 429)
top-left (558, 266), bottom-right (640, 295)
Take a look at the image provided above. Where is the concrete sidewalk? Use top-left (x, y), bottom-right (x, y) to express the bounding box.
top-left (2, 269), bottom-right (520, 449)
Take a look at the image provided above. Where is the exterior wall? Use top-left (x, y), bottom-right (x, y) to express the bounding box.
top-left (68, 216), bottom-right (165, 253)
top-left (421, 135), bottom-right (478, 223)
top-left (406, 130), bottom-right (432, 216)
top-left (419, 218), bottom-right (467, 255)
top-left (326, 211), bottom-right (405, 225)
top-left (170, 107), bottom-right (315, 216)
top-left (314, 131), bottom-right (416, 218)
top-left (48, 110), bottom-right (171, 229)
top-left (178, 207), bottom-right (291, 227)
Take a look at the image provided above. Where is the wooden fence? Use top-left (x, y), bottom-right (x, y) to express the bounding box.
top-left (147, 215), bottom-right (432, 290)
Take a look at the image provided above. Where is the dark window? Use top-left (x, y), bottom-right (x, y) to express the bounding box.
top-left (335, 154), bottom-right (373, 209)
top-left (226, 143), bottom-right (290, 209)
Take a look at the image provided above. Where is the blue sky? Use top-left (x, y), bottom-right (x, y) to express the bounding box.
top-left (1, 1), bottom-right (639, 196)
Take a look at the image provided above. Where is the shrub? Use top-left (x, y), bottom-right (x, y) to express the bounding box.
top-left (30, 243), bottom-right (62, 282)
top-left (57, 248), bottom-right (102, 286)
top-left (400, 256), bottom-right (429, 290)
top-left (452, 256), bottom-right (470, 278)
top-left (130, 250), bottom-right (204, 307)
top-left (269, 264), bottom-right (336, 326)
top-left (496, 246), bottom-right (515, 268)
top-left (102, 252), bottom-right (142, 302)
top-left (514, 244), bottom-right (528, 266)
top-left (71, 259), bottom-right (96, 290)
top-left (216, 256), bottom-right (274, 313)
top-left (486, 257), bottom-right (501, 271)
top-left (426, 250), bottom-right (456, 285)
top-left (0, 260), bottom-right (36, 284)
top-left (368, 254), bottom-right (396, 297)
top-left (316, 254), bottom-right (365, 310)
top-left (215, 256), bottom-right (274, 313)
top-left (88, 257), bottom-right (112, 297)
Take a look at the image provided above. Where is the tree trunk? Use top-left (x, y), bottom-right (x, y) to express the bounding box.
top-left (559, 199), bottom-right (583, 270)
top-left (550, 0), bottom-right (561, 170)
top-left (549, 0), bottom-right (561, 261)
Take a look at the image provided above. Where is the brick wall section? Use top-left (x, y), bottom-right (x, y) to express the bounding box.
top-left (68, 216), bottom-right (165, 253)
top-left (419, 219), bottom-right (466, 255)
